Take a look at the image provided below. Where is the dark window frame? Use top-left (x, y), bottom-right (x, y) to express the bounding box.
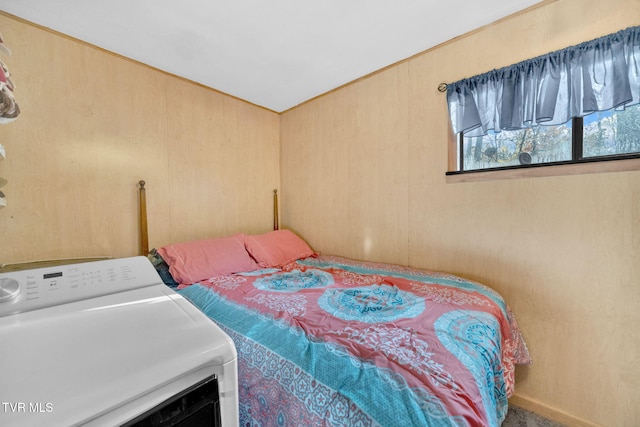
top-left (446, 117), bottom-right (640, 176)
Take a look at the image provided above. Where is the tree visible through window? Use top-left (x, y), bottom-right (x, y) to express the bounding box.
top-left (459, 103), bottom-right (640, 171)
top-left (584, 103), bottom-right (640, 158)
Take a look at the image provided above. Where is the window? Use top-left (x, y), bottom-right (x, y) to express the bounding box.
top-left (457, 103), bottom-right (640, 172)
top-left (445, 26), bottom-right (640, 177)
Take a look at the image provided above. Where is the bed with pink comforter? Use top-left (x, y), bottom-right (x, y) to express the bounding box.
top-left (162, 232), bottom-right (530, 427)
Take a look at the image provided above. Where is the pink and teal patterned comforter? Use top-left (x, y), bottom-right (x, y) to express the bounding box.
top-left (178, 255), bottom-right (531, 427)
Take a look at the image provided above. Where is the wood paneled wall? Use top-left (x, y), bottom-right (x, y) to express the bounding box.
top-left (281, 0), bottom-right (640, 426)
top-left (0, 15), bottom-right (280, 264)
top-left (281, 64), bottom-right (410, 264)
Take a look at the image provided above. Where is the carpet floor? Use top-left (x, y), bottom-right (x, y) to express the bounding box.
top-left (502, 405), bottom-right (567, 427)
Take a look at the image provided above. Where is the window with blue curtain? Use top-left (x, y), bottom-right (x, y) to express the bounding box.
top-left (446, 26), bottom-right (640, 172)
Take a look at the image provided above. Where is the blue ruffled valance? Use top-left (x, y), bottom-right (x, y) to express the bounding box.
top-left (447, 26), bottom-right (640, 137)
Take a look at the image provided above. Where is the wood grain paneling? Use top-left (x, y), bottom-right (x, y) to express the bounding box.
top-left (281, 64), bottom-right (410, 264)
top-left (0, 14), bottom-right (279, 264)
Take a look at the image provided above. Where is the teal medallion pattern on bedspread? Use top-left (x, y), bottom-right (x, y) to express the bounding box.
top-left (179, 284), bottom-right (458, 427)
top-left (435, 310), bottom-right (507, 427)
top-left (299, 256), bottom-right (508, 317)
top-left (318, 284), bottom-right (425, 323)
top-left (253, 268), bottom-right (334, 292)
top-left (177, 254), bottom-right (531, 427)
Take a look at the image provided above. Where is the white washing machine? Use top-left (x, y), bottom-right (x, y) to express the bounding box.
top-left (0, 256), bottom-right (238, 427)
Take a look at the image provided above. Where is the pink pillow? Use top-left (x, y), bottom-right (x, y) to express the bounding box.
top-left (157, 234), bottom-right (259, 284)
top-left (244, 230), bottom-right (315, 268)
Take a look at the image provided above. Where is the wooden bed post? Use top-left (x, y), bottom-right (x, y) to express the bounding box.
top-left (273, 189), bottom-right (279, 231)
top-left (139, 180), bottom-right (149, 256)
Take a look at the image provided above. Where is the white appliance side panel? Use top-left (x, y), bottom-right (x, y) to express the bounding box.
top-left (0, 285), bottom-right (237, 427)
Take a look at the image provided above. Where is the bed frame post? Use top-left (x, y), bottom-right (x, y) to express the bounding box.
top-left (139, 180), bottom-right (149, 256)
top-left (273, 189), bottom-right (279, 231)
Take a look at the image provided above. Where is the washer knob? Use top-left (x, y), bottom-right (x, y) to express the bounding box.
top-left (0, 277), bottom-right (20, 302)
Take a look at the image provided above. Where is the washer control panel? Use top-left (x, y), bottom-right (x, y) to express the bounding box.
top-left (0, 256), bottom-right (162, 317)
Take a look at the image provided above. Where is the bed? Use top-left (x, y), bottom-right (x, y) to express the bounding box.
top-left (137, 181), bottom-right (531, 426)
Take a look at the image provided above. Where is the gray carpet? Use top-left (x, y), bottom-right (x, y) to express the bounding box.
top-left (502, 406), bottom-right (567, 427)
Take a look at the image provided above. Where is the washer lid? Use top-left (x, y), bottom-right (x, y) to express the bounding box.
top-left (0, 256), bottom-right (164, 317)
top-left (0, 283), bottom-right (236, 427)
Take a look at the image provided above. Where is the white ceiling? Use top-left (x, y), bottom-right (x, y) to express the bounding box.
top-left (0, 0), bottom-right (542, 112)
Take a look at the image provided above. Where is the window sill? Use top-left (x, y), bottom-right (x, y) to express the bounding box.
top-left (445, 156), bottom-right (640, 183)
